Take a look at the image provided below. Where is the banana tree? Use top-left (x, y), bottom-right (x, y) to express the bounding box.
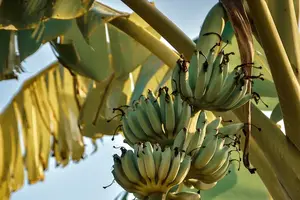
top-left (0, 0), bottom-right (299, 200)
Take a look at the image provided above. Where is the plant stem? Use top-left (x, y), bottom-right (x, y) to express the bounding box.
top-left (233, 104), bottom-right (300, 199)
top-left (148, 193), bottom-right (166, 200)
top-left (110, 17), bottom-right (179, 68)
top-left (121, 0), bottom-right (196, 60)
top-left (245, 0), bottom-right (300, 151)
top-left (266, 0), bottom-right (300, 82)
top-left (216, 110), bottom-right (291, 200)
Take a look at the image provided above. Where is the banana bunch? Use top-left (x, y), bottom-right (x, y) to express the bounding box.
top-left (173, 48), bottom-right (256, 112)
top-left (172, 2), bottom-right (259, 112)
top-left (170, 111), bottom-right (244, 188)
top-left (116, 87), bottom-right (192, 147)
top-left (111, 142), bottom-right (192, 199)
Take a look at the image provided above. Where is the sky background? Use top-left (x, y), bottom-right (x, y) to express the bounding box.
top-left (0, 0), bottom-right (276, 200)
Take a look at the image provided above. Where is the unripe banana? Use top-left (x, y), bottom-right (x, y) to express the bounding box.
top-left (193, 2), bottom-right (227, 101)
top-left (167, 191), bottom-right (201, 200)
top-left (163, 148), bottom-right (181, 185)
top-left (112, 154), bottom-right (144, 193)
top-left (173, 92), bottom-right (183, 125)
top-left (179, 61), bottom-right (194, 100)
top-left (172, 128), bottom-right (187, 151)
top-left (203, 51), bottom-right (224, 103)
top-left (199, 155), bottom-right (230, 184)
top-left (172, 61), bottom-right (181, 94)
top-left (158, 147), bottom-right (172, 184)
top-left (121, 116), bottom-right (140, 145)
top-left (193, 135), bottom-right (218, 169)
top-left (159, 87), bottom-right (167, 127)
top-left (206, 117), bottom-right (222, 134)
top-left (145, 98), bottom-right (164, 134)
top-left (167, 156), bottom-right (192, 188)
top-left (147, 89), bottom-right (161, 119)
top-left (188, 179), bottom-right (217, 190)
top-left (188, 50), bottom-right (200, 91)
top-left (218, 123), bottom-right (244, 137)
top-left (135, 102), bottom-right (160, 141)
top-left (121, 150), bottom-right (143, 185)
top-left (165, 92), bottom-right (176, 138)
top-left (136, 145), bottom-right (151, 185)
top-left (143, 142), bottom-right (156, 183)
top-left (226, 93), bottom-right (253, 110)
top-left (212, 68), bottom-right (241, 106)
top-left (186, 129), bottom-right (205, 157)
top-left (126, 109), bottom-right (148, 141)
top-left (152, 144), bottom-right (162, 182)
top-left (174, 101), bottom-right (191, 134)
top-left (194, 49), bottom-right (216, 101)
top-left (221, 78), bottom-right (248, 109)
top-left (196, 110), bottom-right (208, 130)
top-left (199, 146), bottom-right (230, 175)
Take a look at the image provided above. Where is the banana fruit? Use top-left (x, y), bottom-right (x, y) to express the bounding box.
top-left (171, 2), bottom-right (261, 112)
top-left (111, 142), bottom-right (192, 198)
top-left (117, 87), bottom-right (191, 148)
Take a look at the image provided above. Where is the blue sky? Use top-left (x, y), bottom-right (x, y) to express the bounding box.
top-left (2, 1), bottom-right (222, 199)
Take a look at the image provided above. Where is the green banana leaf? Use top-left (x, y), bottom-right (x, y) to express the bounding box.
top-left (270, 102), bottom-right (283, 123)
top-left (0, 19), bottom-right (72, 80)
top-left (51, 2), bottom-right (160, 81)
top-left (0, 0), bottom-right (94, 30)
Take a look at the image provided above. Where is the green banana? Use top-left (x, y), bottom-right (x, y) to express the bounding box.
top-left (203, 51), bottom-right (224, 103)
top-left (172, 128), bottom-right (187, 151)
top-left (152, 144), bottom-right (162, 183)
top-left (163, 148), bottom-right (181, 185)
top-left (173, 92), bottom-right (183, 125)
top-left (193, 1), bottom-right (227, 101)
top-left (135, 102), bottom-right (160, 141)
top-left (159, 87), bottom-right (167, 127)
top-left (121, 116), bottom-right (140, 145)
top-left (172, 61), bottom-right (181, 94)
top-left (126, 109), bottom-right (148, 141)
top-left (226, 93), bottom-right (253, 110)
top-left (199, 155), bottom-right (230, 184)
top-left (158, 147), bottom-right (172, 185)
top-left (167, 155), bottom-right (192, 188)
top-left (143, 142), bottom-right (156, 183)
top-left (137, 144), bottom-right (151, 185)
top-left (193, 135), bottom-right (218, 169)
top-left (206, 117), bottom-right (222, 134)
top-left (196, 110), bottom-right (208, 130)
top-left (147, 89), bottom-right (161, 119)
top-left (167, 191), bottom-right (201, 200)
top-left (211, 69), bottom-right (241, 106)
top-left (165, 91), bottom-right (176, 138)
top-left (121, 150), bottom-right (143, 185)
top-left (194, 49), bottom-right (216, 101)
top-left (145, 98), bottom-right (164, 134)
top-left (199, 146), bottom-right (230, 175)
top-left (174, 101), bottom-right (191, 135)
top-left (179, 61), bottom-right (194, 100)
top-left (218, 123), bottom-right (244, 137)
top-left (188, 50), bottom-right (200, 91)
top-left (112, 154), bottom-right (144, 193)
top-left (188, 179), bottom-right (217, 190)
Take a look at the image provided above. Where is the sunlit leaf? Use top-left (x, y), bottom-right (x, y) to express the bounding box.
top-left (0, 62), bottom-right (92, 195)
top-left (0, 0), bottom-right (94, 30)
